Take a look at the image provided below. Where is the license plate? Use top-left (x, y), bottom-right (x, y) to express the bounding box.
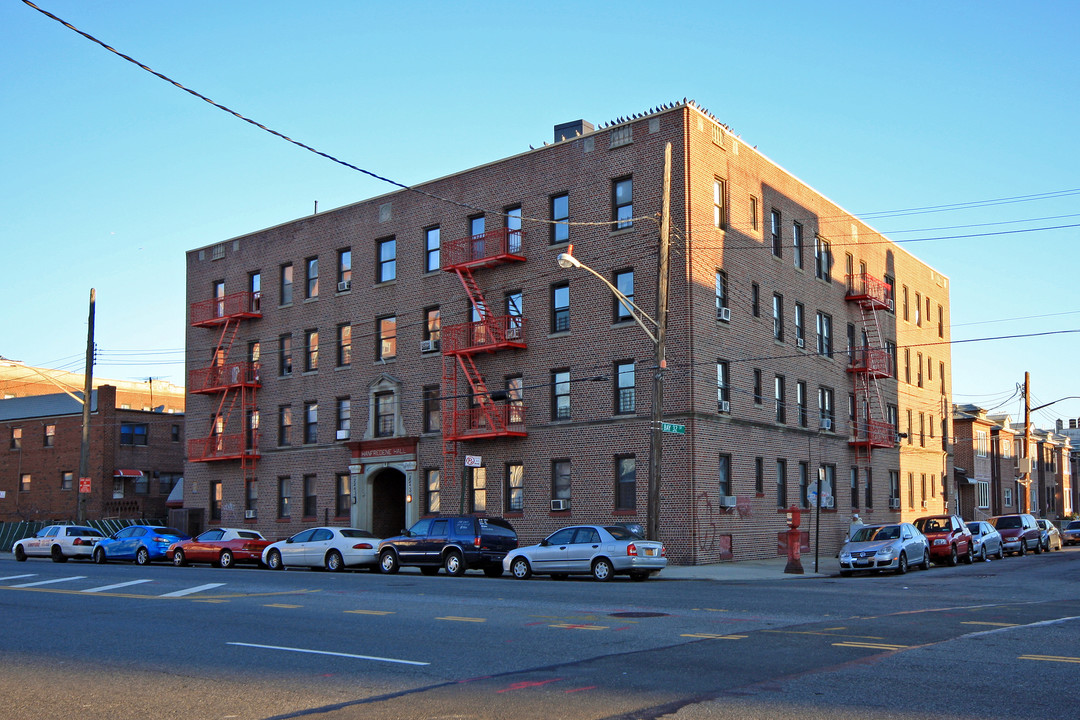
top-left (855, 559), bottom-right (871, 566)
top-left (644, 548), bottom-right (657, 557)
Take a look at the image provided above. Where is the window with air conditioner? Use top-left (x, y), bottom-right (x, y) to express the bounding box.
top-left (550, 499), bottom-right (569, 511)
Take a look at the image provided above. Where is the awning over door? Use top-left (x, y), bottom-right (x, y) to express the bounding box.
top-left (113, 469), bottom-right (143, 478)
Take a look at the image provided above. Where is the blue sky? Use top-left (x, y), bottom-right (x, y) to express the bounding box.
top-left (2, 1), bottom-right (1079, 427)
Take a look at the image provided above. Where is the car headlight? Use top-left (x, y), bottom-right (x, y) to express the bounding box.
top-left (876, 548), bottom-right (895, 557)
top-left (933, 539), bottom-right (946, 545)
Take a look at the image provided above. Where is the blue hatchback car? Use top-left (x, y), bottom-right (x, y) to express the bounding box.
top-left (93, 525), bottom-right (190, 565)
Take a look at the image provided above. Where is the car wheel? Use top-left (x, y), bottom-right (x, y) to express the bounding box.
top-left (267, 549), bottom-right (284, 570)
top-left (510, 557), bottom-right (532, 580)
top-left (979, 546), bottom-right (987, 563)
top-left (93, 547), bottom-right (107, 564)
top-left (963, 544), bottom-right (974, 564)
top-left (324, 550), bottom-right (344, 572)
top-left (50, 546), bottom-right (67, 563)
top-left (14, 545), bottom-right (27, 562)
top-left (997, 544), bottom-right (1005, 560)
top-left (947, 545), bottom-right (958, 567)
top-left (895, 552), bottom-right (908, 575)
top-left (483, 565), bottom-right (503, 578)
top-left (420, 566), bottom-right (440, 576)
top-left (219, 550), bottom-right (235, 569)
top-left (379, 550), bottom-right (399, 574)
top-left (591, 557), bottom-right (614, 582)
top-left (135, 547), bottom-right (151, 566)
top-left (173, 549), bottom-right (187, 567)
top-left (444, 551), bottom-right (466, 577)
top-left (1035, 539), bottom-right (1044, 554)
top-left (1018, 541), bottom-right (1026, 557)
top-left (921, 549), bottom-right (931, 570)
top-left (629, 571), bottom-right (650, 581)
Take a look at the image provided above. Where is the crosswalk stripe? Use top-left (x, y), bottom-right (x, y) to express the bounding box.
top-left (0, 574), bottom-right (37, 582)
top-left (82, 579), bottom-right (155, 593)
top-left (11, 576), bottom-right (86, 588)
top-left (159, 583), bottom-right (225, 598)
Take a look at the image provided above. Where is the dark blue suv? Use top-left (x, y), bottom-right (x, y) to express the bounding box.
top-left (377, 516), bottom-right (517, 577)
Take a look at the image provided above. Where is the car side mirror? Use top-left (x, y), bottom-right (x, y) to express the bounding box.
top-left (540, 539), bottom-right (550, 547)
top-left (400, 529), bottom-right (410, 537)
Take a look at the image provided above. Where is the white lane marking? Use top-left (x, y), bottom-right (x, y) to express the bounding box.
top-left (11, 576), bottom-right (86, 588)
top-left (227, 642), bottom-right (429, 666)
top-left (159, 583), bottom-right (226, 598)
top-left (0, 574), bottom-right (38, 582)
top-left (82, 579), bottom-right (155, 593)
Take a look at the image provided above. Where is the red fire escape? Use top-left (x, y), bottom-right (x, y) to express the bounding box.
top-left (440, 228), bottom-right (528, 502)
top-left (845, 273), bottom-right (895, 469)
top-left (188, 291), bottom-right (261, 483)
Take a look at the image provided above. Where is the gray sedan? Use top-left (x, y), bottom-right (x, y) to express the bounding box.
top-left (503, 525), bottom-right (666, 581)
top-left (967, 520), bottom-right (1005, 561)
top-left (838, 523), bottom-right (930, 576)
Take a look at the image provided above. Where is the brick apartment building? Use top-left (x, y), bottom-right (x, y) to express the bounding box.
top-left (0, 385), bottom-right (186, 522)
top-left (183, 101), bottom-right (953, 563)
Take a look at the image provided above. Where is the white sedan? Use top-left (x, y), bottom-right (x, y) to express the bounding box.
top-left (13, 525), bottom-right (105, 562)
top-left (503, 525), bottom-right (667, 581)
top-left (262, 527), bottom-right (381, 571)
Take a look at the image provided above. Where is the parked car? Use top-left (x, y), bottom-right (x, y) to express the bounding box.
top-left (966, 521), bottom-right (1005, 562)
top-left (913, 515), bottom-right (974, 566)
top-left (13, 525), bottom-right (104, 563)
top-left (1035, 518), bottom-right (1062, 552)
top-left (989, 513), bottom-right (1042, 556)
top-left (262, 527), bottom-right (381, 571)
top-left (503, 524), bottom-right (666, 581)
top-left (838, 523), bottom-right (930, 576)
top-left (378, 516), bottom-right (517, 577)
top-left (1062, 519), bottom-right (1080, 546)
top-left (93, 525), bottom-right (191, 565)
top-left (169, 528), bottom-right (272, 568)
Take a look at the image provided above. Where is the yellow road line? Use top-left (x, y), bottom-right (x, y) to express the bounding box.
top-left (437, 616), bottom-right (486, 623)
top-left (345, 609), bottom-right (395, 615)
top-left (1020, 654), bottom-right (1080, 664)
top-left (550, 623), bottom-right (607, 631)
top-left (833, 641), bottom-right (908, 650)
top-left (764, 629), bottom-right (885, 639)
top-left (682, 633), bottom-right (747, 640)
top-left (961, 621), bottom-right (1018, 627)
top-left (264, 603), bottom-right (302, 609)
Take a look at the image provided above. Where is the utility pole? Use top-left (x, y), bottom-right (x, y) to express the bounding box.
top-left (77, 289), bottom-right (96, 523)
top-left (1022, 371), bottom-right (1032, 513)
top-left (648, 142), bottom-right (671, 542)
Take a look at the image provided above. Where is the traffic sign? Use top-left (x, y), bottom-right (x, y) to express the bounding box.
top-left (660, 422), bottom-right (686, 435)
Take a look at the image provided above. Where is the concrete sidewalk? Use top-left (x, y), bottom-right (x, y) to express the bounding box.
top-left (662, 555), bottom-right (840, 581)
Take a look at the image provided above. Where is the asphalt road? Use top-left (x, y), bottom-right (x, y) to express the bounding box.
top-left (2, 547), bottom-right (1079, 720)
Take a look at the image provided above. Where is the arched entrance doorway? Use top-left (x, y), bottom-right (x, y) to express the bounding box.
top-left (371, 468), bottom-right (407, 539)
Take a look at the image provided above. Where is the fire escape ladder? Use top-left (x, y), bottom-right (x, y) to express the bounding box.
top-left (457, 353), bottom-right (508, 434)
top-left (440, 353), bottom-right (459, 504)
top-left (846, 273), bottom-right (895, 469)
top-left (859, 303), bottom-right (889, 420)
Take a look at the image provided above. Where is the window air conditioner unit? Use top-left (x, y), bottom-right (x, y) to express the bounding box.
top-left (244, 510), bottom-right (257, 519)
top-left (718, 400), bottom-right (730, 413)
top-left (820, 418), bottom-right (833, 431)
top-left (505, 326), bottom-right (521, 340)
top-left (335, 430), bottom-right (350, 440)
top-left (718, 495), bottom-right (737, 508)
top-left (796, 337), bottom-right (805, 349)
top-left (420, 339), bottom-right (440, 353)
top-left (822, 497), bottom-right (835, 509)
top-left (337, 280), bottom-right (351, 292)
top-left (889, 498), bottom-right (900, 509)
top-left (717, 306), bottom-right (732, 322)
top-left (550, 499), bottom-right (569, 511)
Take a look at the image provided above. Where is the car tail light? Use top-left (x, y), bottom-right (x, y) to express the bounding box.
top-left (73, 538), bottom-right (84, 546)
top-left (352, 543), bottom-right (374, 550)
top-left (474, 536), bottom-right (482, 549)
top-left (661, 545), bottom-right (666, 557)
top-left (627, 543), bottom-right (638, 557)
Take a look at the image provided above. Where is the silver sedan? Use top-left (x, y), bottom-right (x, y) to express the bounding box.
top-left (838, 523), bottom-right (930, 575)
top-left (967, 521), bottom-right (1005, 561)
top-left (503, 525), bottom-right (666, 581)
top-left (262, 527), bottom-right (381, 571)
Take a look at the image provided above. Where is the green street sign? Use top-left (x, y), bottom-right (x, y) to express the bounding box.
top-left (661, 422), bottom-right (686, 435)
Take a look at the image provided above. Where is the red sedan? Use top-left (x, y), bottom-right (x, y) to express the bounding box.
top-left (169, 528), bottom-right (271, 568)
top-left (914, 514), bottom-right (974, 566)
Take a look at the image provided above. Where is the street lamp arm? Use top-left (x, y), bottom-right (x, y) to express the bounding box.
top-left (555, 253), bottom-right (659, 344)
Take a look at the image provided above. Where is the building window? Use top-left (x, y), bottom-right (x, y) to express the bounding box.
top-left (280, 263), bottom-right (293, 305)
top-left (551, 193), bottom-right (569, 244)
top-left (775, 375), bottom-right (786, 424)
top-left (305, 329), bottom-right (319, 372)
top-left (717, 361), bottom-right (730, 408)
top-left (613, 176), bottom-right (633, 229)
top-left (336, 397), bottom-right (351, 439)
top-left (210, 481), bottom-right (222, 521)
top-left (750, 368), bottom-right (761, 405)
top-left (819, 387), bottom-right (835, 428)
top-left (616, 455), bottom-right (636, 510)
top-left (422, 386), bottom-right (441, 433)
top-left (976, 430), bottom-right (988, 457)
top-left (816, 312), bottom-right (832, 357)
top-left (797, 381), bottom-right (808, 427)
top-left (814, 237), bottom-right (832, 281)
top-left (888, 470), bottom-right (900, 507)
top-left (337, 324), bottom-right (351, 367)
top-left (751, 282), bottom-right (760, 317)
top-left (793, 222), bottom-right (804, 269)
top-left (916, 352), bottom-right (923, 387)
top-left (43, 424), bottom-right (56, 448)
top-left (119, 423), bottom-right (148, 446)
top-left (551, 282), bottom-right (570, 332)
top-left (776, 459), bottom-right (787, 507)
top-left (424, 307), bottom-right (441, 345)
top-left (713, 179), bottom-right (726, 229)
top-left (938, 304), bottom-right (944, 338)
top-left (304, 402), bottom-right (318, 444)
top-left (376, 237), bottom-right (396, 283)
top-left (337, 249), bottom-right (351, 289)
top-left (864, 468), bottom-right (873, 509)
top-left (374, 392), bottom-right (395, 438)
top-left (718, 455), bottom-right (732, 497)
top-left (773, 293), bottom-right (784, 341)
top-left (850, 467), bottom-right (859, 509)
top-left (19, 473), bottom-right (30, 492)
top-left (1004, 487), bottom-right (1013, 508)
top-left (794, 302), bottom-right (805, 347)
top-left (303, 475), bottom-right (317, 517)
top-left (770, 209), bottom-right (782, 257)
top-left (755, 457), bottom-right (764, 495)
top-left (798, 462), bottom-right (809, 508)
top-left (334, 473), bottom-right (350, 517)
top-left (507, 464), bottom-right (524, 512)
top-left (425, 227), bottom-right (441, 273)
top-left (250, 271), bottom-right (261, 311)
top-left (279, 334), bottom-right (293, 377)
top-left (10, 427), bottom-right (22, 450)
top-left (306, 256), bottom-right (319, 299)
top-left (61, 471), bottom-right (73, 491)
top-left (426, 469), bottom-right (441, 514)
top-left (277, 477), bottom-right (291, 519)
top-left (377, 316), bottom-right (397, 360)
top-left (552, 460), bottom-right (571, 505)
top-left (919, 412), bottom-right (926, 447)
top-left (507, 376), bottom-right (525, 424)
top-left (278, 405), bottom-right (292, 446)
top-left (615, 361), bottom-right (636, 414)
top-left (614, 269), bottom-right (634, 321)
top-left (552, 369), bottom-right (571, 420)
top-left (715, 270), bottom-right (728, 315)
top-left (245, 479), bottom-right (258, 518)
top-left (749, 196), bottom-right (759, 231)
top-left (914, 292), bottom-right (922, 326)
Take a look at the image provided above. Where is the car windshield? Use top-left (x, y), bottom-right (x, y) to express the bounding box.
top-left (340, 529), bottom-right (375, 539)
top-left (152, 527), bottom-right (186, 537)
top-left (966, 523), bottom-right (981, 534)
top-left (992, 516), bottom-right (1021, 529)
top-left (915, 518), bottom-right (945, 533)
top-left (605, 526), bottom-right (639, 540)
top-left (851, 525), bottom-right (899, 542)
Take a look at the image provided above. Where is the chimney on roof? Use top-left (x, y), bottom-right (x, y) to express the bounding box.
top-left (554, 120), bottom-right (594, 144)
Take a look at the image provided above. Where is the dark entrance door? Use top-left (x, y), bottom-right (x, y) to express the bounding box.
top-left (371, 468), bottom-right (407, 539)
